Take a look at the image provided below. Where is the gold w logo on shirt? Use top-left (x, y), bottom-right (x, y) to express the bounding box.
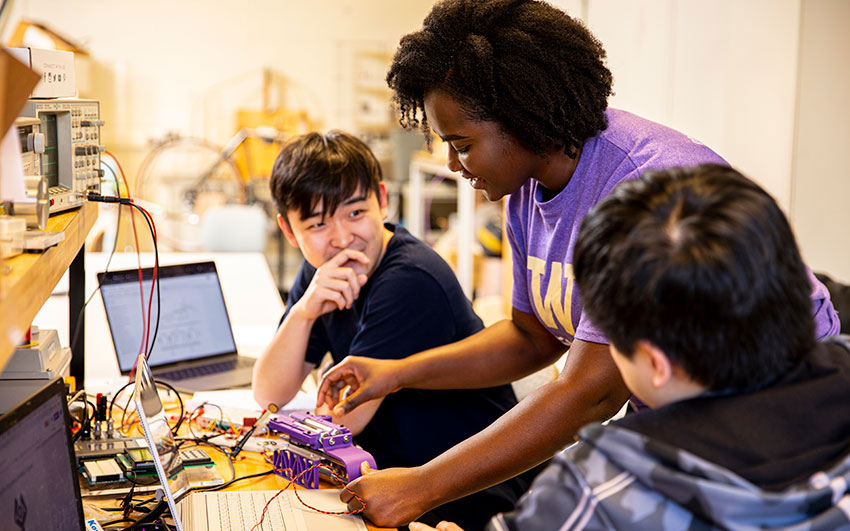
top-left (527, 257), bottom-right (576, 336)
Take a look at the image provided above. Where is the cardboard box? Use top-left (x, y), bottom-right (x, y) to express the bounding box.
top-left (0, 48), bottom-right (39, 132)
top-left (9, 47), bottom-right (76, 98)
top-left (0, 48), bottom-right (39, 202)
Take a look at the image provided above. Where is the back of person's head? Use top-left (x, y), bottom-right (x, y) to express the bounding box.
top-left (573, 164), bottom-right (815, 391)
top-left (386, 0), bottom-right (613, 157)
top-left (270, 130), bottom-right (382, 221)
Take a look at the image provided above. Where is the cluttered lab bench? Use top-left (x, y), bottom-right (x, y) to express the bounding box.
top-left (79, 391), bottom-right (386, 530)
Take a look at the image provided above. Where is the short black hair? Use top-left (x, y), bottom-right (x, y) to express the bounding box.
top-left (270, 130), bottom-right (382, 221)
top-left (573, 164), bottom-right (815, 391)
top-left (386, 0), bottom-right (613, 157)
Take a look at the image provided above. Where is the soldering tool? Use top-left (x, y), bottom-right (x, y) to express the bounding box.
top-left (230, 403), bottom-right (278, 458)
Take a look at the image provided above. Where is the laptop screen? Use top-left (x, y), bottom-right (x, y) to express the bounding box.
top-left (133, 353), bottom-right (189, 530)
top-left (99, 261), bottom-right (238, 373)
top-left (0, 378), bottom-right (85, 530)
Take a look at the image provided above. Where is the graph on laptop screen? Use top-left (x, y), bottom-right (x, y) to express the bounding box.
top-left (99, 262), bottom-right (238, 372)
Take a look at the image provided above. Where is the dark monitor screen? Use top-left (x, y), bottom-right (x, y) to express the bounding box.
top-left (0, 378), bottom-right (85, 530)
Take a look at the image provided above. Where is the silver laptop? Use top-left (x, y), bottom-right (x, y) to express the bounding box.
top-left (99, 261), bottom-right (255, 392)
top-left (132, 353), bottom-right (367, 531)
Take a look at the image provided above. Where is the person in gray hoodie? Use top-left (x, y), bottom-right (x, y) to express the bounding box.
top-left (411, 164), bottom-right (850, 531)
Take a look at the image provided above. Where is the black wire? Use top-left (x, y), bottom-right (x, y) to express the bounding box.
top-left (108, 379), bottom-right (184, 436)
top-left (126, 202), bottom-right (161, 361)
top-left (202, 440), bottom-right (236, 484)
top-left (108, 381), bottom-right (133, 419)
top-left (86, 193), bottom-right (160, 366)
top-left (185, 403), bottom-right (208, 442)
top-left (120, 499), bottom-right (171, 530)
top-left (184, 401), bottom-right (228, 441)
top-left (153, 379), bottom-right (185, 433)
top-left (100, 517), bottom-right (135, 527)
top-left (121, 469), bottom-right (160, 488)
top-left (203, 469), bottom-right (274, 492)
top-left (101, 160), bottom-right (119, 186)
top-left (71, 398), bottom-right (96, 442)
top-left (206, 439), bottom-right (236, 481)
top-left (69, 174), bottom-right (123, 354)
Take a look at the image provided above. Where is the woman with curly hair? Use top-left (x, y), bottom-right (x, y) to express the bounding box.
top-left (318, 0), bottom-right (838, 528)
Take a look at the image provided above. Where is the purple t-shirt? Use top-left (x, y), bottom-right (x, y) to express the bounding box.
top-left (506, 108), bottom-right (840, 347)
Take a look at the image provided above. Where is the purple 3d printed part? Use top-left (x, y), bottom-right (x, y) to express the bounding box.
top-left (268, 411), bottom-right (376, 489)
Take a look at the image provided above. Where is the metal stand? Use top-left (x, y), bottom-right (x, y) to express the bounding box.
top-left (69, 246), bottom-right (85, 388)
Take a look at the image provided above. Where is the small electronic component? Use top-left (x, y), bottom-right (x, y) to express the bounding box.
top-left (74, 436), bottom-right (147, 462)
top-left (180, 449), bottom-right (214, 467)
top-left (121, 447), bottom-right (155, 475)
top-left (81, 458), bottom-right (124, 484)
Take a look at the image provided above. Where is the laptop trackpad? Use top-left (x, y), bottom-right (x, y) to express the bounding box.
top-left (157, 364), bottom-right (254, 392)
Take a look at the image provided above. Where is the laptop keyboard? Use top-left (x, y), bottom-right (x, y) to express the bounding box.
top-left (215, 491), bottom-right (292, 531)
top-left (156, 357), bottom-right (253, 381)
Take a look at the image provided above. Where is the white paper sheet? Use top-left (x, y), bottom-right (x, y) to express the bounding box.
top-left (189, 388), bottom-right (316, 414)
top-left (0, 125), bottom-right (26, 202)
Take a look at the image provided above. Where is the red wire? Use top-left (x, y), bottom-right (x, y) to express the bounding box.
top-left (250, 464), bottom-right (366, 531)
top-left (104, 149), bottom-right (147, 381)
top-left (133, 204), bottom-right (158, 359)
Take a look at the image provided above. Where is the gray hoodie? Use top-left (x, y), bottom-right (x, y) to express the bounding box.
top-left (489, 337), bottom-right (850, 530)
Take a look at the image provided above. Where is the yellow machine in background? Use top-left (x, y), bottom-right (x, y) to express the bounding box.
top-left (232, 69), bottom-right (320, 186)
top-left (132, 69), bottom-right (322, 252)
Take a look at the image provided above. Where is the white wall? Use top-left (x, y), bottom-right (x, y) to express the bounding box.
top-left (4, 0), bottom-right (434, 148)
top-left (578, 0), bottom-right (802, 209)
top-left (554, 0), bottom-right (850, 280)
top-left (791, 0), bottom-right (850, 281)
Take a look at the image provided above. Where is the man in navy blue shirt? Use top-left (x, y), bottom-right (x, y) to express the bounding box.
top-left (252, 130), bottom-right (533, 529)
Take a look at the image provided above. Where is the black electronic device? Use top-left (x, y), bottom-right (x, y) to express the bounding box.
top-left (0, 378), bottom-right (86, 530)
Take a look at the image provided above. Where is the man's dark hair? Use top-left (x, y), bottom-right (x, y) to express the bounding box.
top-left (270, 130), bottom-right (382, 221)
top-left (573, 164), bottom-right (816, 391)
top-left (386, 0), bottom-right (613, 158)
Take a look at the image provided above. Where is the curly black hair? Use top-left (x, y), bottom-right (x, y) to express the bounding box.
top-left (386, 0), bottom-right (614, 158)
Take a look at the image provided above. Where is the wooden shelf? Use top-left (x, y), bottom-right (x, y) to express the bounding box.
top-left (0, 202), bottom-right (97, 369)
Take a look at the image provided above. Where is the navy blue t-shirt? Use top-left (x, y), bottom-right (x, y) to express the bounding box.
top-left (283, 223), bottom-right (518, 468)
